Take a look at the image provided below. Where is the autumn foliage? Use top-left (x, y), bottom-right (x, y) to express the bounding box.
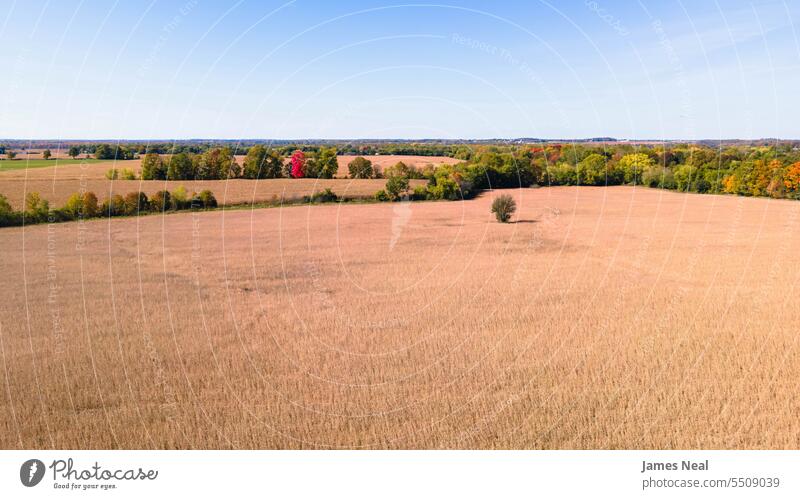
top-left (290, 150), bottom-right (306, 178)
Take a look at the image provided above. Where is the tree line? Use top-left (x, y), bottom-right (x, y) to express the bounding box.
top-left (381, 143), bottom-right (800, 201)
top-left (0, 188), bottom-right (218, 227)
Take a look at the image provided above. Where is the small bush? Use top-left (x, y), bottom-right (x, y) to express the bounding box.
top-left (374, 189), bottom-right (390, 202)
top-left (105, 168), bottom-right (119, 180)
top-left (192, 190), bottom-right (217, 209)
top-left (308, 188), bottom-right (338, 203)
top-left (491, 194), bottom-right (516, 223)
top-left (411, 186), bottom-right (429, 200)
top-left (0, 194), bottom-right (22, 227)
top-left (171, 186), bottom-right (189, 210)
top-left (120, 168), bottom-right (137, 180)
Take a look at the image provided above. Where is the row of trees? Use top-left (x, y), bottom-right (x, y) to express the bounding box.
top-left (0, 188), bottom-right (218, 227)
top-left (363, 143), bottom-right (800, 203)
top-left (0, 141), bottom-right (465, 161)
top-left (376, 144), bottom-right (800, 201)
top-left (139, 146), bottom-right (345, 180)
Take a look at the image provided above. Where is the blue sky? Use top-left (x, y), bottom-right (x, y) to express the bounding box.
top-left (0, 0), bottom-right (798, 139)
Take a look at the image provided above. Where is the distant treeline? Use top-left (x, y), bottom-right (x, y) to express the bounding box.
top-left (2, 142), bottom-right (466, 159)
top-left (411, 143), bottom-right (800, 200)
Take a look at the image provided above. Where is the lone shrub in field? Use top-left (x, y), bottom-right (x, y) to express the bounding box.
top-left (374, 189), bottom-right (389, 202)
top-left (308, 188), bottom-right (338, 203)
top-left (491, 194), bottom-right (516, 223)
top-left (105, 169), bottom-right (119, 180)
top-left (120, 168), bottom-right (137, 180)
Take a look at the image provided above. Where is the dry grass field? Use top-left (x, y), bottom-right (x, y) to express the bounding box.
top-left (0, 154), bottom-right (454, 209)
top-left (1, 186), bottom-right (799, 449)
top-left (0, 178), bottom-right (420, 210)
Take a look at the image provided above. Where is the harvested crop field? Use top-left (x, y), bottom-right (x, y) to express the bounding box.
top-left (0, 155), bottom-right (457, 181)
top-left (0, 154), bottom-right (455, 209)
top-left (334, 154), bottom-right (460, 176)
top-left (0, 178), bottom-right (419, 210)
top-left (1, 186), bottom-right (799, 449)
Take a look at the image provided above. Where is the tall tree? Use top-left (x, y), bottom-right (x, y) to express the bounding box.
top-left (290, 150), bottom-right (305, 178)
top-left (140, 153), bottom-right (166, 180)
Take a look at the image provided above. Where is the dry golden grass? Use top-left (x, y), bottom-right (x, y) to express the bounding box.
top-left (0, 154), bottom-right (454, 209)
top-left (1, 186), bottom-right (799, 449)
top-left (334, 154), bottom-right (460, 176)
top-left (0, 155), bottom-right (456, 181)
top-left (0, 178), bottom-right (413, 210)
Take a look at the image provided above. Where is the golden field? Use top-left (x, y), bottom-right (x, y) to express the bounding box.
top-left (1, 186), bottom-right (799, 449)
top-left (0, 155), bottom-right (454, 209)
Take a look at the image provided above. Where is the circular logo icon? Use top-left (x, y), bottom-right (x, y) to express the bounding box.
top-left (20, 459), bottom-right (45, 487)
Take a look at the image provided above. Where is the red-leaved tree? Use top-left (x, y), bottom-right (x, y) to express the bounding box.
top-left (290, 150), bottom-right (305, 178)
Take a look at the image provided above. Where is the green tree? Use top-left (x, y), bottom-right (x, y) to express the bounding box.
top-left (315, 147), bottom-right (339, 179)
top-left (6, 150), bottom-right (16, 160)
top-left (385, 175), bottom-right (410, 201)
top-left (196, 147), bottom-right (238, 179)
top-left (167, 153), bottom-right (194, 180)
top-left (242, 146), bottom-right (283, 179)
top-left (347, 156), bottom-right (374, 179)
top-left (576, 153), bottom-right (606, 186)
top-left (619, 153), bottom-right (655, 184)
top-left (42, 149), bottom-right (51, 160)
top-left (194, 190), bottom-right (217, 209)
top-left (94, 144), bottom-right (112, 160)
top-left (140, 153), bottom-right (166, 180)
top-left (0, 194), bottom-right (12, 215)
top-left (63, 193), bottom-right (83, 217)
top-left (171, 186), bottom-right (189, 209)
top-left (68, 146), bottom-right (80, 159)
top-left (25, 192), bottom-right (49, 221)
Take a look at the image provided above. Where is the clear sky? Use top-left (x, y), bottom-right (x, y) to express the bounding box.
top-left (0, 0), bottom-right (798, 140)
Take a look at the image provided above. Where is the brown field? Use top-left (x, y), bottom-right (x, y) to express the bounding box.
top-left (1, 186), bottom-right (799, 449)
top-left (0, 178), bottom-right (421, 210)
top-left (0, 155), bottom-right (456, 181)
top-left (334, 154), bottom-right (460, 176)
top-left (0, 154), bottom-right (455, 209)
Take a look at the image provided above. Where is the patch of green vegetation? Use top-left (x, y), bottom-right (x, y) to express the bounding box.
top-left (0, 158), bottom-right (110, 171)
